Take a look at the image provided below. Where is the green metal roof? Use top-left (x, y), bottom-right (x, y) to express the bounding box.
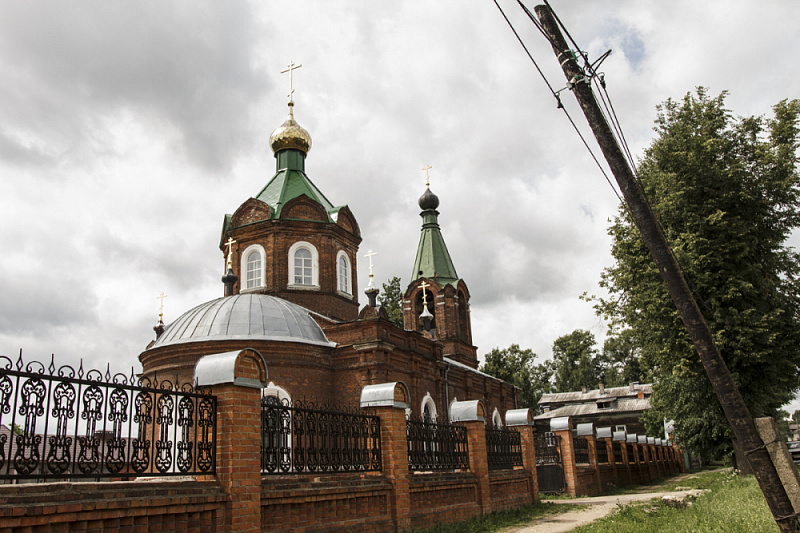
top-left (411, 209), bottom-right (459, 287)
top-left (254, 148), bottom-right (336, 220)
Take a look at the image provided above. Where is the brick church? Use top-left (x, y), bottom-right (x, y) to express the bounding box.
top-left (139, 93), bottom-right (518, 423)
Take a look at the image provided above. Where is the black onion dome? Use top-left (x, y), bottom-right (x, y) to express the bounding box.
top-left (419, 187), bottom-right (440, 210)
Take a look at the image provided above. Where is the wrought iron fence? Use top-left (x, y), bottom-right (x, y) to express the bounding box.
top-left (0, 353), bottom-right (216, 481)
top-left (573, 435), bottom-right (590, 465)
top-left (406, 416), bottom-right (469, 471)
top-left (485, 426), bottom-right (522, 470)
top-left (638, 445), bottom-right (645, 463)
top-left (534, 433), bottom-right (560, 465)
top-left (627, 443), bottom-right (636, 464)
top-left (596, 439), bottom-right (609, 464)
top-left (260, 397), bottom-right (381, 474)
top-left (613, 442), bottom-right (624, 464)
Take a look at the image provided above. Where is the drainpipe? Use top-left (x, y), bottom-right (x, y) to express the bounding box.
top-left (444, 362), bottom-right (451, 422)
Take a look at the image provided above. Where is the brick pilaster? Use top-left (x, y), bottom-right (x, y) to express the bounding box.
top-left (214, 383), bottom-right (262, 532)
top-left (516, 425), bottom-right (540, 503)
top-left (585, 435), bottom-right (601, 495)
top-left (372, 405), bottom-right (411, 532)
top-left (553, 427), bottom-right (576, 497)
top-left (604, 438), bottom-right (618, 488)
top-left (462, 420), bottom-right (492, 514)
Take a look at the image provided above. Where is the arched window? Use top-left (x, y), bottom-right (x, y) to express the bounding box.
top-left (492, 408), bottom-right (503, 428)
top-left (288, 242), bottom-right (319, 288)
top-left (415, 288), bottom-right (436, 331)
top-left (421, 393), bottom-right (437, 422)
top-left (336, 251), bottom-right (352, 295)
top-left (241, 244), bottom-right (266, 290)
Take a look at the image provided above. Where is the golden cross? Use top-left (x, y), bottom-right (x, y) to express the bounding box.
top-left (225, 237), bottom-right (237, 269)
top-left (422, 164), bottom-right (432, 188)
top-left (419, 280), bottom-right (430, 306)
top-left (156, 292), bottom-right (167, 320)
top-left (364, 249), bottom-right (378, 277)
top-left (281, 61), bottom-right (303, 103)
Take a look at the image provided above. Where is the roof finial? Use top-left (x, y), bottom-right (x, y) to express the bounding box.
top-left (422, 164), bottom-right (432, 188)
top-left (154, 291), bottom-right (167, 339)
top-left (364, 250), bottom-right (378, 290)
top-left (224, 237), bottom-right (237, 270)
top-left (281, 61), bottom-right (303, 106)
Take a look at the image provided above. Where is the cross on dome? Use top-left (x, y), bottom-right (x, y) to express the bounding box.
top-left (422, 164), bottom-right (432, 188)
top-left (224, 237), bottom-right (237, 270)
top-left (281, 61), bottom-right (303, 104)
top-left (419, 280), bottom-right (430, 306)
top-left (156, 291), bottom-right (167, 320)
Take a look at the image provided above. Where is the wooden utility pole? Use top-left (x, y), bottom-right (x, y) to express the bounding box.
top-left (534, 5), bottom-right (798, 531)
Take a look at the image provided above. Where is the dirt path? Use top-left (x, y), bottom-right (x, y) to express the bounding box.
top-left (505, 472), bottom-right (709, 533)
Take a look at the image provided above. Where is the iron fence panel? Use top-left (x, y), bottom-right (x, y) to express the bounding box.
top-left (0, 353), bottom-right (216, 482)
top-left (406, 417), bottom-right (469, 472)
top-left (261, 398), bottom-right (381, 474)
top-left (485, 426), bottom-right (523, 470)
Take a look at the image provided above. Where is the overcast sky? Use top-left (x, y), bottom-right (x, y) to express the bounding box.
top-left (1, 1), bottom-right (799, 405)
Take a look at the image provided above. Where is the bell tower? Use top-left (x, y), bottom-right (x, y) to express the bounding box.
top-left (403, 167), bottom-right (477, 368)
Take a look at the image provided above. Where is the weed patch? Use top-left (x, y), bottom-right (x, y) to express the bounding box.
top-left (407, 501), bottom-right (584, 533)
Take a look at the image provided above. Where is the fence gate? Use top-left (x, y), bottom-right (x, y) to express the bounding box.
top-left (535, 432), bottom-right (564, 493)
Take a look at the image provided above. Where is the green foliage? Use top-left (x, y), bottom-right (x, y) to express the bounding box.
top-left (552, 329), bottom-right (602, 392)
top-left (602, 330), bottom-right (648, 386)
top-left (378, 276), bottom-right (404, 328)
top-left (775, 409), bottom-right (791, 440)
top-left (593, 89), bottom-right (800, 460)
top-left (571, 470), bottom-right (778, 533)
top-left (792, 410), bottom-right (800, 425)
top-left (480, 344), bottom-right (554, 410)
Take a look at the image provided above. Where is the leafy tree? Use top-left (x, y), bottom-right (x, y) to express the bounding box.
top-left (602, 329), bottom-right (648, 386)
top-left (551, 329), bottom-right (601, 392)
top-left (793, 410), bottom-right (800, 425)
top-left (594, 90), bottom-right (800, 460)
top-left (378, 276), bottom-right (404, 328)
top-left (480, 344), bottom-right (554, 410)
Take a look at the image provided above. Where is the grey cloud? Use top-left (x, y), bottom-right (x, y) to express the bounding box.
top-left (0, 0), bottom-right (267, 173)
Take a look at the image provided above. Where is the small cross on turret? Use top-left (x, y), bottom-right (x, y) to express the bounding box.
top-left (422, 164), bottom-right (432, 188)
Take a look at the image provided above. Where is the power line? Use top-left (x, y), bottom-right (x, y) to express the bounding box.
top-left (492, 0), bottom-right (626, 207)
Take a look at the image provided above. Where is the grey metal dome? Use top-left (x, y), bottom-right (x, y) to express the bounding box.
top-left (150, 294), bottom-right (333, 349)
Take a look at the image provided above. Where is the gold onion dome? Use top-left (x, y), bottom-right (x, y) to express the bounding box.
top-left (269, 102), bottom-right (312, 154)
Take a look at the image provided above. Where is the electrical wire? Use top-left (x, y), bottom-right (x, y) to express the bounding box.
top-left (492, 0), bottom-right (626, 207)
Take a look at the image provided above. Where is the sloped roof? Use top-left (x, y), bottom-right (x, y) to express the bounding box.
top-left (534, 396), bottom-right (651, 420)
top-left (255, 168), bottom-right (337, 220)
top-left (539, 384), bottom-right (652, 406)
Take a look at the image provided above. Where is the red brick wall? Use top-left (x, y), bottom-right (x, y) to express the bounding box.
top-left (409, 473), bottom-right (481, 530)
top-left (261, 474), bottom-right (393, 533)
top-left (0, 480), bottom-right (226, 532)
top-left (489, 470), bottom-right (533, 512)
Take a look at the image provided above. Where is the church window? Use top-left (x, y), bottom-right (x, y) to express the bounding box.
top-left (421, 393), bottom-right (437, 422)
top-left (288, 242), bottom-right (319, 288)
top-left (241, 244), bottom-right (266, 290)
top-left (492, 408), bottom-right (503, 428)
top-left (336, 251), bottom-right (352, 295)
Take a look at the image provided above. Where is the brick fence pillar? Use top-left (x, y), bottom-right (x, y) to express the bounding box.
top-left (361, 382), bottom-right (411, 532)
top-left (452, 400), bottom-right (491, 514)
top-left (506, 408), bottom-right (539, 503)
top-left (551, 417), bottom-right (576, 497)
top-left (195, 349), bottom-right (269, 533)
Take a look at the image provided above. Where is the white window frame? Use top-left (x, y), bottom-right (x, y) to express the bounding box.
top-left (241, 244), bottom-right (266, 291)
top-left (336, 250), bottom-right (352, 296)
top-left (288, 241), bottom-right (319, 289)
top-left (492, 408), bottom-right (503, 428)
top-left (421, 393), bottom-right (437, 422)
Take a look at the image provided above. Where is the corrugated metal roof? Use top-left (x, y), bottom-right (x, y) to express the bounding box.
top-left (539, 384), bottom-right (652, 405)
top-left (534, 397), bottom-right (651, 420)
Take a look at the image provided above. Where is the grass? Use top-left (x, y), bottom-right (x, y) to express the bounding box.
top-left (406, 501), bottom-right (585, 533)
top-left (570, 469), bottom-right (780, 532)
